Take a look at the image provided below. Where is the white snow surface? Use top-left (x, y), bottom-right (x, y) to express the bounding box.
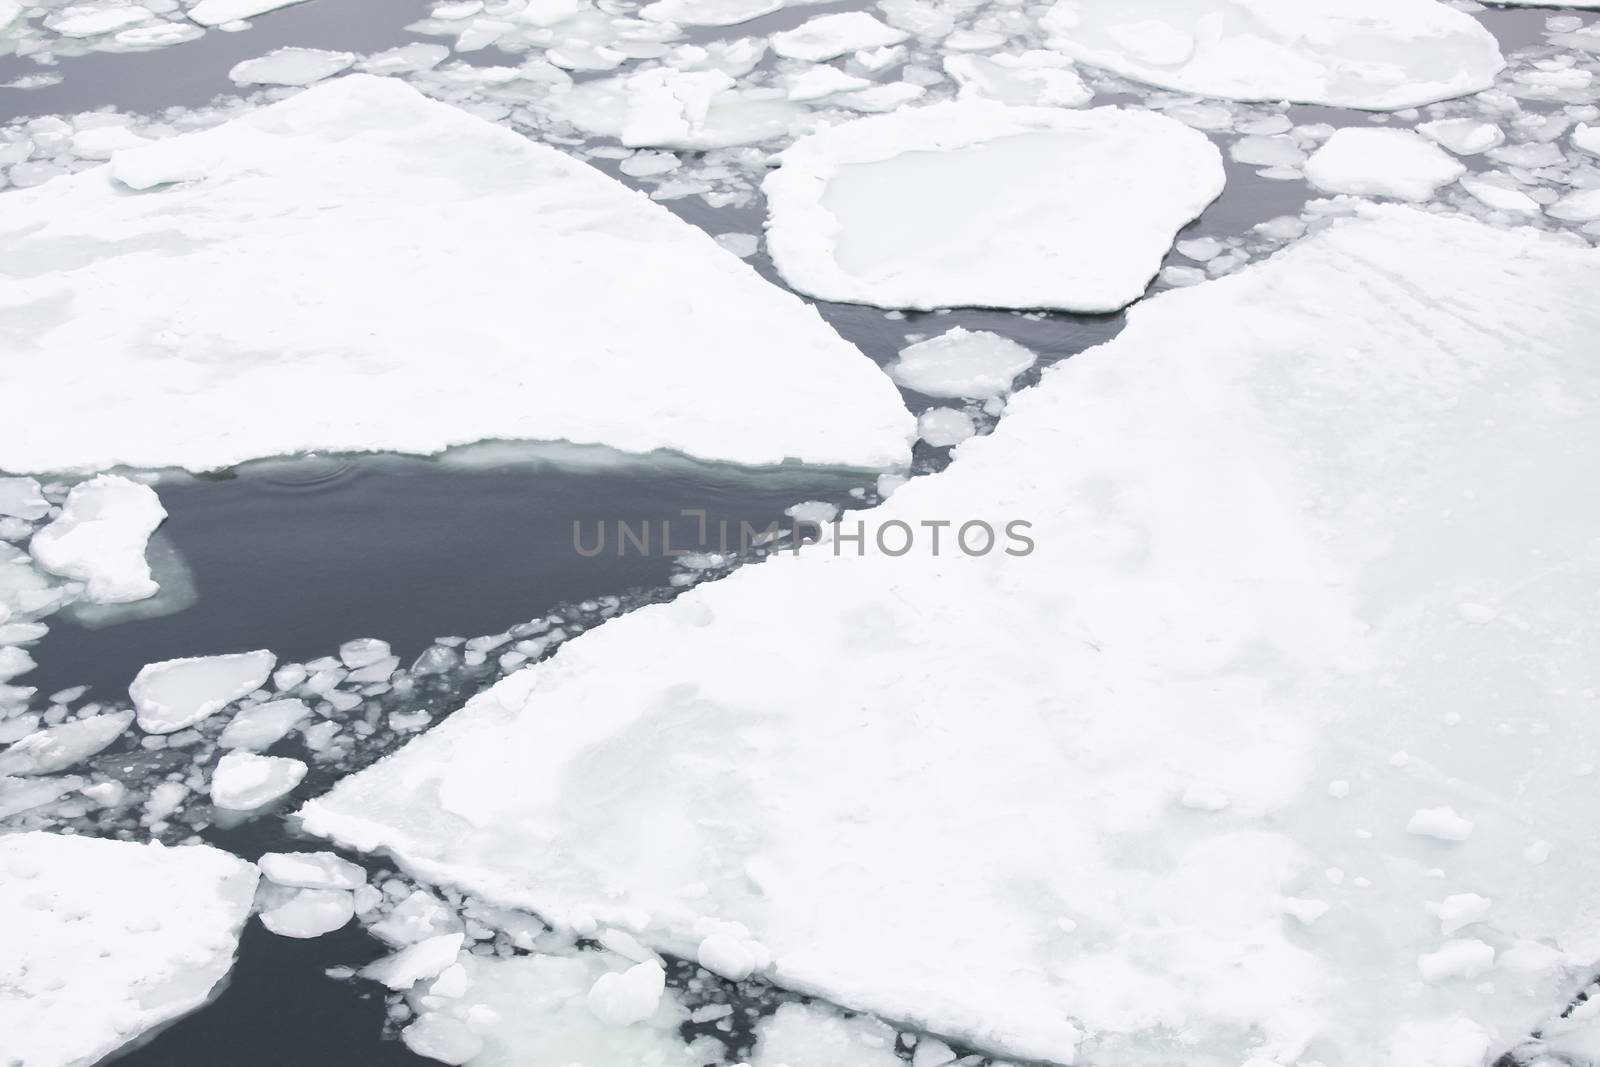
top-left (27, 475), bottom-right (166, 604)
top-left (1304, 127), bottom-right (1467, 202)
top-left (764, 101), bottom-right (1223, 312)
top-left (1040, 0), bottom-right (1505, 110)
top-left (752, 1002), bottom-right (901, 1067)
top-left (304, 206), bottom-right (1600, 1066)
top-left (0, 75), bottom-right (912, 474)
top-left (0, 833), bottom-right (257, 1067)
top-left (130, 649), bottom-right (276, 733)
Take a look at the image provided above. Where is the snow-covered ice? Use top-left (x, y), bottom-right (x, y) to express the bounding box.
top-left (915, 407), bottom-right (976, 447)
top-left (362, 932), bottom-right (466, 989)
top-left (229, 47), bottom-right (356, 86)
top-left (888, 327), bottom-right (1035, 399)
top-left (0, 833), bottom-right (257, 1067)
top-left (210, 750), bottom-right (306, 809)
top-left (752, 1002), bottom-right (901, 1067)
top-left (1041, 0), bottom-right (1505, 110)
top-left (217, 696), bottom-right (310, 749)
top-left (1417, 118), bottom-right (1504, 156)
top-left (259, 850), bottom-right (366, 889)
top-left (28, 475), bottom-right (166, 604)
top-left (0, 477), bottom-right (49, 521)
top-left (304, 206), bottom-right (1600, 1066)
top-left (765, 101), bottom-right (1223, 312)
top-left (130, 649), bottom-right (276, 733)
top-left (586, 958), bottom-right (666, 1025)
top-left (0, 75), bottom-right (912, 474)
top-left (1304, 127), bottom-right (1467, 202)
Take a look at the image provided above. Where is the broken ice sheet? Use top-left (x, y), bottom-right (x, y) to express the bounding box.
top-left (0, 75), bottom-right (912, 474)
top-left (764, 100), bottom-right (1224, 312)
top-left (130, 649), bottom-right (276, 733)
top-left (1041, 0), bottom-right (1505, 110)
top-left (1304, 128), bottom-right (1466, 203)
top-left (28, 474), bottom-right (166, 604)
top-left (0, 832), bottom-right (257, 1067)
top-left (304, 207), bottom-right (1600, 1066)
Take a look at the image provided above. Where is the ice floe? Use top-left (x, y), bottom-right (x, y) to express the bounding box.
top-left (27, 475), bottom-right (166, 604)
top-left (188, 0), bottom-right (308, 25)
top-left (764, 101), bottom-right (1224, 311)
top-left (888, 327), bottom-right (1036, 399)
top-left (130, 649), bottom-right (276, 733)
top-left (0, 832), bottom-right (257, 1067)
top-left (304, 206), bottom-right (1600, 1066)
top-left (0, 75), bottom-right (913, 473)
top-left (259, 885), bottom-right (357, 937)
top-left (229, 46), bottom-right (357, 86)
top-left (0, 709), bottom-right (133, 775)
top-left (770, 12), bottom-right (908, 62)
top-left (1304, 127), bottom-right (1467, 202)
top-left (1040, 0), bottom-right (1505, 110)
top-left (752, 1001), bottom-right (901, 1067)
top-left (209, 750), bottom-right (306, 809)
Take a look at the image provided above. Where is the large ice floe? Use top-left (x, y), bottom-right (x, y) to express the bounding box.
top-left (1040, 0), bottom-right (1505, 110)
top-left (763, 101), bottom-right (1224, 311)
top-left (0, 74), bottom-right (912, 474)
top-left (0, 832), bottom-right (258, 1067)
top-left (304, 205), bottom-right (1600, 1067)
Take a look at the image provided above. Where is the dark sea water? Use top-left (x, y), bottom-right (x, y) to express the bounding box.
top-left (0, 2), bottom-right (1569, 1063)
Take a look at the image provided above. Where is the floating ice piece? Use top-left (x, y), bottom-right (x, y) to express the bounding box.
top-left (402, 1012), bottom-right (484, 1064)
top-left (1574, 123), bottom-right (1600, 157)
top-left (28, 475), bottom-right (166, 604)
top-left (587, 959), bottom-right (666, 1025)
top-left (50, 4), bottom-right (154, 36)
top-left (640, 0), bottom-right (781, 26)
top-left (785, 65), bottom-right (872, 102)
top-left (0, 833), bottom-right (257, 1067)
top-left (0, 775), bottom-right (83, 818)
top-left (305, 207), bottom-right (1600, 1066)
top-left (0, 477), bottom-right (48, 520)
top-left (363, 932), bottom-right (466, 989)
top-left (1304, 128), bottom-right (1466, 202)
top-left (889, 328), bottom-right (1035, 399)
top-left (259, 850), bottom-right (366, 889)
top-left (210, 750), bottom-right (306, 809)
top-left (230, 47), bottom-right (357, 86)
top-left (771, 12), bottom-right (907, 61)
top-left (1407, 806), bottom-right (1474, 842)
top-left (1548, 187), bottom-right (1600, 223)
top-left (260, 887), bottom-right (356, 937)
top-left (554, 67), bottom-right (804, 149)
top-left (69, 125), bottom-right (151, 160)
top-left (0, 710), bottom-right (132, 775)
top-left (944, 52), bottom-right (1093, 108)
top-left (131, 650), bottom-right (276, 733)
top-left (187, 0), bottom-right (309, 25)
top-left (916, 408), bottom-right (976, 447)
top-left (1041, 0), bottom-right (1504, 110)
top-left (0, 0), bottom-right (20, 28)
top-left (696, 932), bottom-right (766, 981)
top-left (1436, 893), bottom-right (1492, 935)
top-left (0, 76), bottom-right (912, 474)
top-left (752, 1002), bottom-right (901, 1067)
top-left (218, 696), bottom-right (310, 749)
top-left (1417, 118), bottom-right (1504, 156)
top-left (339, 637), bottom-right (391, 669)
top-left (1459, 176), bottom-right (1539, 214)
top-left (764, 101), bottom-right (1222, 312)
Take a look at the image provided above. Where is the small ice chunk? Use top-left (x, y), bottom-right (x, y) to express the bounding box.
top-left (1547, 187), bottom-right (1600, 223)
top-left (110, 137), bottom-right (224, 190)
top-left (1418, 938), bottom-right (1495, 982)
top-left (916, 408), bottom-right (977, 448)
top-left (1304, 128), bottom-right (1466, 202)
top-left (944, 53), bottom-right (1092, 108)
top-left (259, 850), bottom-right (366, 890)
top-left (339, 637), bottom-right (392, 669)
top-left (1417, 118), bottom-right (1504, 156)
top-left (69, 126), bottom-right (150, 161)
top-left (188, 0), bottom-right (309, 26)
top-left (889, 327), bottom-right (1035, 399)
top-left (587, 959), bottom-right (667, 1025)
top-left (230, 47), bottom-right (357, 86)
top-left (209, 751), bottom-right (307, 810)
top-left (1280, 897), bottom-right (1329, 925)
top-left (714, 232), bottom-right (760, 258)
top-left (1459, 177), bottom-right (1539, 214)
top-left (1573, 123), bottom-right (1600, 157)
top-left (28, 475), bottom-right (166, 604)
top-left (1436, 893), bottom-right (1492, 935)
top-left (218, 697), bottom-right (310, 750)
top-left (0, 711), bottom-right (133, 776)
top-left (363, 932), bottom-right (467, 989)
top-left (771, 13), bottom-right (908, 62)
top-left (260, 887), bottom-right (356, 938)
top-left (131, 650), bottom-right (277, 733)
top-left (0, 477), bottom-right (48, 521)
top-left (786, 65), bottom-right (873, 102)
top-left (402, 1012), bottom-right (485, 1065)
top-left (752, 1002), bottom-right (901, 1067)
top-left (372, 890), bottom-right (456, 945)
top-left (640, 0), bottom-right (781, 27)
top-left (1406, 806), bottom-right (1474, 841)
top-left (696, 932), bottom-right (763, 981)
top-left (51, 5), bottom-right (154, 36)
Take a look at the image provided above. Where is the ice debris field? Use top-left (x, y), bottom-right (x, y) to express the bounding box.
top-left (6, 0), bottom-right (1600, 1066)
